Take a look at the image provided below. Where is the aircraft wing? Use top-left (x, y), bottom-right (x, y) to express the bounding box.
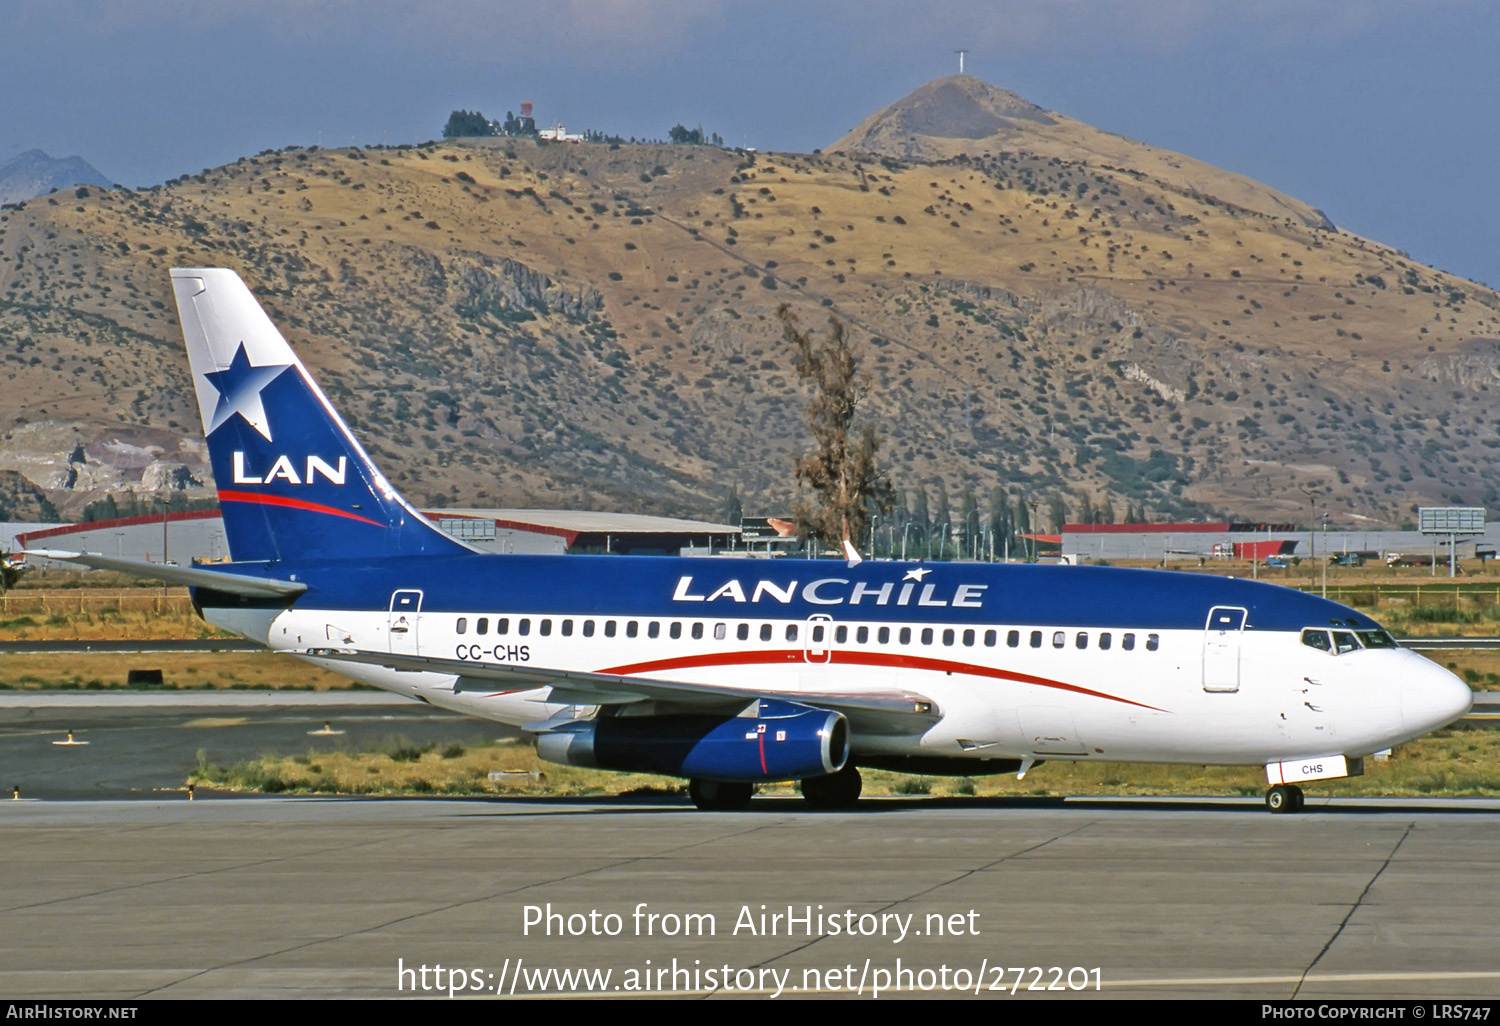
top-left (300, 647), bottom-right (940, 735)
top-left (22, 549), bottom-right (307, 599)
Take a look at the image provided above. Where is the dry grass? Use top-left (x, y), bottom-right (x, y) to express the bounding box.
top-left (190, 737), bottom-right (686, 797)
top-left (0, 652), bottom-right (353, 690)
top-left (0, 587), bottom-right (229, 641)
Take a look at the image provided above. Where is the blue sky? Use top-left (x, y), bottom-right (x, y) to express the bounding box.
top-left (7, 0), bottom-right (1498, 287)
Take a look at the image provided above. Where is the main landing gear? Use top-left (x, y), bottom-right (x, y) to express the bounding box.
top-left (1265, 784), bottom-right (1305, 814)
top-left (688, 779), bottom-right (753, 811)
top-left (686, 765), bottom-right (864, 811)
top-left (800, 764), bottom-right (863, 809)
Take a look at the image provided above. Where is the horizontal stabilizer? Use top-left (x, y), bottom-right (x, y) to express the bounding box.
top-left (23, 549), bottom-right (307, 599)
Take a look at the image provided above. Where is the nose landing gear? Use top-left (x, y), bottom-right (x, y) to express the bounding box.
top-left (1265, 784), bottom-right (1305, 814)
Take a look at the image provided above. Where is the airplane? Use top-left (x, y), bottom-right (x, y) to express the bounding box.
top-left (29, 268), bottom-right (1474, 813)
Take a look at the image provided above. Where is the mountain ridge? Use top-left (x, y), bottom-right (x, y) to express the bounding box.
top-left (0, 149), bottom-right (112, 208)
top-left (0, 79), bottom-right (1495, 529)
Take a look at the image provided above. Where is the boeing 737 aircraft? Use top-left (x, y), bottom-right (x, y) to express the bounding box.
top-left (31, 269), bottom-right (1473, 811)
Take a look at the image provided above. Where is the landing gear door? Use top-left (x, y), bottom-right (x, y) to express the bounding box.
top-left (389, 589), bottom-right (423, 655)
top-left (1203, 605), bottom-right (1247, 693)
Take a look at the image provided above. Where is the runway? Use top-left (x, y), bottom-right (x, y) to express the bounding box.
top-left (3, 796), bottom-right (1500, 999)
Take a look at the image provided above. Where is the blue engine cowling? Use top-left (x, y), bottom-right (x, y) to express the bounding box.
top-left (535, 698), bottom-right (848, 783)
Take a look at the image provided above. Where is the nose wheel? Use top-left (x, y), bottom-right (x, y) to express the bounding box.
top-left (1265, 784), bottom-right (1305, 814)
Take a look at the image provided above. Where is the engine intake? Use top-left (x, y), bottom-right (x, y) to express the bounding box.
top-left (536, 698), bottom-right (848, 783)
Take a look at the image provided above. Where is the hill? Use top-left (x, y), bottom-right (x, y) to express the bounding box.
top-left (0, 150), bottom-right (112, 208)
top-left (830, 76), bottom-right (1334, 229)
top-left (1, 80), bottom-right (1498, 530)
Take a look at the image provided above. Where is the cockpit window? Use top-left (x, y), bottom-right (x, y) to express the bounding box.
top-left (1357, 630), bottom-right (1398, 649)
top-left (1331, 630), bottom-right (1360, 654)
top-left (1301, 629), bottom-right (1331, 652)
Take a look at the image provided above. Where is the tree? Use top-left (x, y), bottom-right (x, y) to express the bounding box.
top-left (721, 484), bottom-right (743, 526)
top-left (779, 305), bottom-right (893, 550)
top-left (668, 124), bottom-right (704, 145)
top-left (932, 480), bottom-right (952, 559)
top-left (442, 110), bottom-right (493, 139)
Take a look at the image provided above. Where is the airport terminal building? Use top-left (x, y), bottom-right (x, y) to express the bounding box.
top-left (1062, 520), bottom-right (1500, 565)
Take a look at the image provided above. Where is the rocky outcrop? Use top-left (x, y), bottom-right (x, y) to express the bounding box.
top-left (453, 254), bottom-right (603, 322)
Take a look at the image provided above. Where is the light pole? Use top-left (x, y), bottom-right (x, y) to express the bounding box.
top-left (966, 509), bottom-right (980, 561)
top-left (1297, 486), bottom-right (1319, 587)
top-left (1321, 513), bottom-right (1329, 598)
top-left (902, 521), bottom-right (911, 561)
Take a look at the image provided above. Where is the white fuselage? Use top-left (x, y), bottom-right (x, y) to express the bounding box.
top-left (215, 600), bottom-right (1469, 772)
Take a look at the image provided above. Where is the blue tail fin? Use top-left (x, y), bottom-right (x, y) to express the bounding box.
top-left (171, 268), bottom-right (471, 563)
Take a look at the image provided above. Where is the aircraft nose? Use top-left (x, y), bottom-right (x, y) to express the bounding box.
top-left (1401, 660), bottom-right (1473, 734)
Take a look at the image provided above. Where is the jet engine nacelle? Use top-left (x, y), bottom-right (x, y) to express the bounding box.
top-left (535, 698), bottom-right (848, 783)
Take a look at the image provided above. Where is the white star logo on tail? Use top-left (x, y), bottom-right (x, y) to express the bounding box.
top-left (202, 342), bottom-right (291, 442)
top-left (903, 568), bottom-right (931, 582)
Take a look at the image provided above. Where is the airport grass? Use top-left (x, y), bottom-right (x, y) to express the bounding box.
top-left (187, 721), bottom-right (1500, 801)
top-left (0, 586), bottom-right (230, 641)
top-left (0, 652), bottom-right (354, 691)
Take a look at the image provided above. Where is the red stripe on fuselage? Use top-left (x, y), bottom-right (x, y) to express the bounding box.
top-left (599, 649), bottom-right (1168, 711)
top-left (217, 490), bottom-right (387, 527)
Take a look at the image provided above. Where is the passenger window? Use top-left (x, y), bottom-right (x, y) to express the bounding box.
top-left (671, 622), bottom-right (683, 640)
top-left (1146, 633), bottom-right (1160, 651)
top-left (714, 623), bottom-right (727, 641)
top-left (648, 622), bottom-right (660, 639)
top-left (921, 628), bottom-right (934, 645)
top-left (1007, 630), bottom-right (1020, 648)
top-left (834, 625), bottom-right (848, 644)
top-left (497, 617), bottom-right (509, 635)
top-left (878, 626), bottom-right (890, 644)
top-left (899, 627), bottom-right (911, 645)
top-left (1030, 630), bottom-right (1042, 648)
top-left (1301, 629), bottom-right (1331, 652)
top-left (518, 618), bottom-right (530, 637)
top-left (539, 619), bottom-right (552, 637)
top-left (1099, 632), bottom-right (1111, 651)
top-left (963, 629), bottom-right (976, 647)
top-left (856, 626), bottom-right (869, 644)
top-left (1331, 631), bottom-right (1359, 655)
top-left (1052, 631), bottom-right (1066, 649)
top-left (786, 624), bottom-right (798, 642)
top-left (942, 629), bottom-right (955, 646)
top-left (811, 625), bottom-right (825, 643)
top-left (737, 624), bottom-right (750, 641)
top-left (561, 619), bottom-right (574, 637)
top-left (761, 624), bottom-right (773, 642)
top-left (456, 617), bottom-right (468, 635)
top-left (692, 623), bottom-right (704, 640)
top-left (626, 621), bottom-right (639, 639)
top-left (477, 617), bottom-right (489, 636)
top-left (1076, 632), bottom-right (1088, 649)
top-left (603, 620), bottom-right (616, 638)
top-left (1122, 633), bottom-right (1135, 651)
top-left (583, 620), bottom-right (595, 638)
top-left (983, 630), bottom-right (996, 647)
